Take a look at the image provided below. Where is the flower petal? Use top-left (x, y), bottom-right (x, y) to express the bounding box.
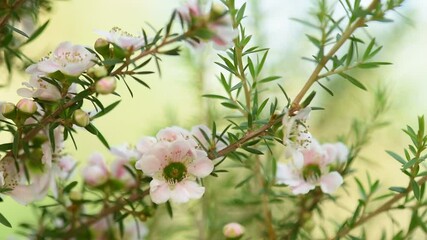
top-left (291, 182), bottom-right (315, 195)
top-left (188, 155), bottom-right (213, 178)
top-left (181, 180), bottom-right (205, 199)
top-left (169, 183), bottom-right (190, 203)
top-left (320, 171), bottom-right (343, 194)
top-left (149, 179), bottom-right (170, 204)
top-left (136, 154), bottom-right (163, 176)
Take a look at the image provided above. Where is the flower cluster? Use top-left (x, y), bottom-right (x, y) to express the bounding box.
top-left (18, 42), bottom-right (96, 102)
top-left (82, 143), bottom-right (141, 188)
top-left (177, 0), bottom-right (238, 50)
top-left (277, 108), bottom-right (349, 195)
top-left (0, 123), bottom-right (76, 204)
top-left (135, 126), bottom-right (215, 204)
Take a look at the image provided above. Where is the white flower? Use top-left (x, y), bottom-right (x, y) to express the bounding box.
top-left (17, 67), bottom-right (62, 101)
top-left (110, 144), bottom-right (141, 186)
top-left (0, 156), bottom-right (53, 205)
top-left (276, 139), bottom-right (344, 195)
top-left (29, 41), bottom-right (96, 76)
top-left (282, 107), bottom-right (312, 163)
top-left (136, 139), bottom-right (213, 204)
top-left (97, 27), bottom-right (145, 51)
top-left (82, 153), bottom-right (109, 187)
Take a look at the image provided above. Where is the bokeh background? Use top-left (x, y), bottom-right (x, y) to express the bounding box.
top-left (0, 0), bottom-right (426, 238)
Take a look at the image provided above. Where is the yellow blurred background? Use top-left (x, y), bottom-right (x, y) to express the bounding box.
top-left (0, 0), bottom-right (426, 238)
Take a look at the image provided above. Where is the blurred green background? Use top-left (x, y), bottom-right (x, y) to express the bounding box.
top-left (0, 0), bottom-right (426, 238)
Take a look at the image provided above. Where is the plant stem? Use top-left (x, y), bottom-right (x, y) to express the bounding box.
top-left (60, 189), bottom-right (149, 239)
top-left (331, 176), bottom-right (427, 239)
top-left (290, 0), bottom-right (379, 113)
top-left (0, 0), bottom-right (27, 30)
top-left (254, 155), bottom-right (276, 239)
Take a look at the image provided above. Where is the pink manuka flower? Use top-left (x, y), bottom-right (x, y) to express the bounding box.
top-left (136, 139), bottom-right (213, 204)
top-left (97, 27), bottom-right (145, 51)
top-left (82, 153), bottom-right (109, 187)
top-left (110, 144), bottom-right (141, 187)
top-left (276, 139), bottom-right (347, 195)
top-left (29, 41), bottom-right (96, 76)
top-left (178, 1), bottom-right (237, 50)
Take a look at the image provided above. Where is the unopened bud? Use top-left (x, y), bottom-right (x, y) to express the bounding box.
top-left (95, 77), bottom-right (117, 95)
top-left (16, 99), bottom-right (37, 115)
top-left (69, 190), bottom-right (82, 202)
top-left (1, 102), bottom-right (16, 119)
top-left (223, 222), bottom-right (245, 239)
top-left (94, 38), bottom-right (110, 57)
top-left (73, 109), bottom-right (90, 127)
top-left (87, 66), bottom-right (108, 79)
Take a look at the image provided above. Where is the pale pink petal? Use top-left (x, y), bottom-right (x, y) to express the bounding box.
top-left (17, 88), bottom-right (34, 98)
top-left (169, 183), bottom-right (190, 203)
top-left (292, 150), bottom-right (304, 169)
top-left (37, 59), bottom-right (60, 73)
top-left (320, 171), bottom-right (344, 194)
top-left (291, 182), bottom-right (315, 195)
top-left (136, 136), bottom-right (157, 154)
top-left (169, 140), bottom-right (193, 162)
top-left (191, 124), bottom-right (211, 147)
top-left (137, 155), bottom-right (163, 176)
top-left (9, 172), bottom-right (52, 205)
top-left (25, 64), bottom-right (39, 74)
top-left (276, 163), bottom-right (301, 186)
top-left (149, 179), bottom-right (170, 204)
top-left (54, 41), bottom-right (73, 55)
top-left (156, 126), bottom-right (190, 142)
top-left (188, 156), bottom-right (213, 178)
top-left (181, 180), bottom-right (205, 199)
top-left (41, 142), bottom-right (52, 167)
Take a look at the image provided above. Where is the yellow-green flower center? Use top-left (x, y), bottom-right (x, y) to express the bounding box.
top-left (163, 162), bottom-right (187, 183)
top-left (302, 164), bottom-right (321, 182)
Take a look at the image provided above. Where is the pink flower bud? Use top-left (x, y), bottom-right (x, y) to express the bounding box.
top-left (73, 109), bottom-right (90, 127)
top-left (95, 77), bottom-right (117, 95)
top-left (16, 99), bottom-right (37, 115)
top-left (223, 222), bottom-right (245, 238)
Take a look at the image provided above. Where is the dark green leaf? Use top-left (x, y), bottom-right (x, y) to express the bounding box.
top-left (24, 20), bottom-right (50, 45)
top-left (0, 213), bottom-right (12, 228)
top-left (63, 181), bottom-right (78, 194)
